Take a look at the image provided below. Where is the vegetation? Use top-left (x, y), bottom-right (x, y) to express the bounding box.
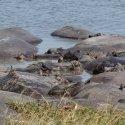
top-left (5, 99), bottom-right (125, 125)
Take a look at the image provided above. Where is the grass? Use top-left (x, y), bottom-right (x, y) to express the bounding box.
top-left (4, 99), bottom-right (125, 125)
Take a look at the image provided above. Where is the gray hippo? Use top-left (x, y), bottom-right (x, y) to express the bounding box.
top-left (63, 50), bottom-right (83, 61)
top-left (85, 71), bottom-right (125, 86)
top-left (60, 35), bottom-right (125, 58)
top-left (51, 26), bottom-right (95, 39)
top-left (73, 82), bottom-right (125, 107)
top-left (84, 56), bottom-right (125, 74)
top-left (0, 70), bottom-right (56, 98)
top-left (0, 37), bottom-right (38, 58)
top-left (15, 60), bottom-right (84, 75)
top-left (0, 26), bottom-right (42, 44)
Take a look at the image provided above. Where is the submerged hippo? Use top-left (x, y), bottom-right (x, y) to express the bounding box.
top-left (84, 56), bottom-right (125, 74)
top-left (0, 37), bottom-right (38, 58)
top-left (0, 26), bottom-right (42, 44)
top-left (15, 60), bottom-right (84, 75)
top-left (63, 50), bottom-right (83, 61)
top-left (51, 26), bottom-right (94, 39)
top-left (60, 35), bottom-right (125, 58)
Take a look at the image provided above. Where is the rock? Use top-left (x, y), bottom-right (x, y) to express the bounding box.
top-left (86, 71), bottom-right (125, 86)
top-left (51, 26), bottom-right (94, 39)
top-left (0, 37), bottom-right (38, 58)
top-left (61, 35), bottom-right (125, 58)
top-left (0, 26), bottom-right (42, 44)
top-left (0, 90), bottom-right (34, 125)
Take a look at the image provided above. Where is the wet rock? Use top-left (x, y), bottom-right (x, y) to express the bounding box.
top-left (85, 71), bottom-right (125, 86)
top-left (51, 26), bottom-right (94, 39)
top-left (0, 26), bottom-right (42, 44)
top-left (0, 37), bottom-right (38, 58)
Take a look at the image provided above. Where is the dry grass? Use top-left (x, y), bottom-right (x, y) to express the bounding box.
top-left (4, 99), bottom-right (125, 125)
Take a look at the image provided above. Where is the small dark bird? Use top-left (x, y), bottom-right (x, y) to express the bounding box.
top-left (58, 56), bottom-right (63, 63)
top-left (119, 84), bottom-right (124, 91)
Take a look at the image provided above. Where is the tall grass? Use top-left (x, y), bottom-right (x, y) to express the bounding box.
top-left (5, 99), bottom-right (125, 125)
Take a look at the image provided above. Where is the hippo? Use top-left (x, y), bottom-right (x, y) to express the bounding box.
top-left (63, 50), bottom-right (83, 61)
top-left (51, 26), bottom-right (94, 40)
top-left (60, 35), bottom-right (125, 58)
top-left (15, 60), bottom-right (84, 75)
top-left (0, 70), bottom-right (57, 98)
top-left (44, 47), bottom-right (63, 54)
top-left (0, 37), bottom-right (38, 58)
top-left (73, 82), bottom-right (125, 104)
top-left (84, 56), bottom-right (125, 74)
top-left (85, 71), bottom-right (125, 86)
top-left (0, 26), bottom-right (42, 44)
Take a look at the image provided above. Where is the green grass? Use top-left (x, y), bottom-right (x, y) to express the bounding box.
top-left (5, 100), bottom-right (125, 125)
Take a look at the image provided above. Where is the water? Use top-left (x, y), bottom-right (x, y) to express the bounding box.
top-left (0, 0), bottom-right (124, 80)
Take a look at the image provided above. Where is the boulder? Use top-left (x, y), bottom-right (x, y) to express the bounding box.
top-left (0, 37), bottom-right (38, 58)
top-left (51, 26), bottom-right (94, 39)
top-left (0, 26), bottom-right (42, 44)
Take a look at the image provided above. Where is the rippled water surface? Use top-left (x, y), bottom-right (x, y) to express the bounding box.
top-left (0, 0), bottom-right (124, 80)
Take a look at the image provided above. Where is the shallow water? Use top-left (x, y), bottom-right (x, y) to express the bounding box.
top-left (0, 0), bottom-right (124, 80)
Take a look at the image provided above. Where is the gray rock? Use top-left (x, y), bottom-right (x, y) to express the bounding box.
top-left (0, 26), bottom-right (42, 44)
top-left (51, 26), bottom-right (94, 39)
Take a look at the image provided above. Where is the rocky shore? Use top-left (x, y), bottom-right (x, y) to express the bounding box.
top-left (0, 26), bottom-right (125, 124)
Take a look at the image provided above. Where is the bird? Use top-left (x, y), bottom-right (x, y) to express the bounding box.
top-left (58, 56), bottom-right (63, 63)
